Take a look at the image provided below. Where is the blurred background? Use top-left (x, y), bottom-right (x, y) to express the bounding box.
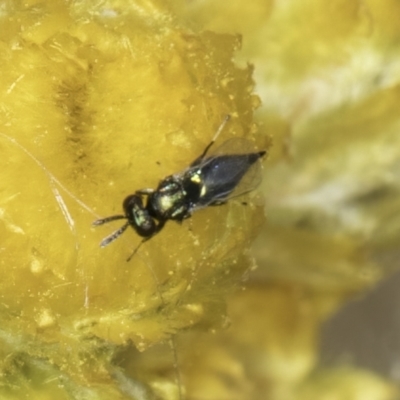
top-left (180, 0), bottom-right (400, 397)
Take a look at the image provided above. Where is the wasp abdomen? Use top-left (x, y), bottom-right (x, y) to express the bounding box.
top-left (189, 151), bottom-right (265, 207)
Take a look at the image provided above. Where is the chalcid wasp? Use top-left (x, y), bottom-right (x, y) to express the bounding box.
top-left (93, 116), bottom-right (266, 260)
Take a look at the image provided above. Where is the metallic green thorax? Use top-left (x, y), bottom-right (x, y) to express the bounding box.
top-left (149, 172), bottom-right (204, 221)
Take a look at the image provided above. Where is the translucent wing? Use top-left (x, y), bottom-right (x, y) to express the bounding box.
top-left (182, 138), bottom-right (265, 209)
top-left (208, 137), bottom-right (265, 194)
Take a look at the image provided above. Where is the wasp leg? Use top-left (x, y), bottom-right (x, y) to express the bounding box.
top-left (154, 218), bottom-right (166, 234)
top-left (190, 115), bottom-right (231, 167)
top-left (126, 219), bottom-right (165, 262)
top-left (209, 201), bottom-right (227, 206)
top-left (136, 188), bottom-right (155, 195)
top-left (126, 238), bottom-right (146, 262)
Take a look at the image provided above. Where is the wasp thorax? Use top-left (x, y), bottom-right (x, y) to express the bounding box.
top-left (149, 176), bottom-right (189, 220)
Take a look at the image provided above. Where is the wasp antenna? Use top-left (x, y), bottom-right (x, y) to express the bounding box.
top-left (100, 222), bottom-right (130, 247)
top-left (92, 215), bottom-right (126, 226)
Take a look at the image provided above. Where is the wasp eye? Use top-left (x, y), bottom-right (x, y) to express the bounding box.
top-left (123, 194), bottom-right (144, 212)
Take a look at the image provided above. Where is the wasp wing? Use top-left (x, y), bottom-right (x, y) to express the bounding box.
top-left (186, 138), bottom-right (265, 209)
